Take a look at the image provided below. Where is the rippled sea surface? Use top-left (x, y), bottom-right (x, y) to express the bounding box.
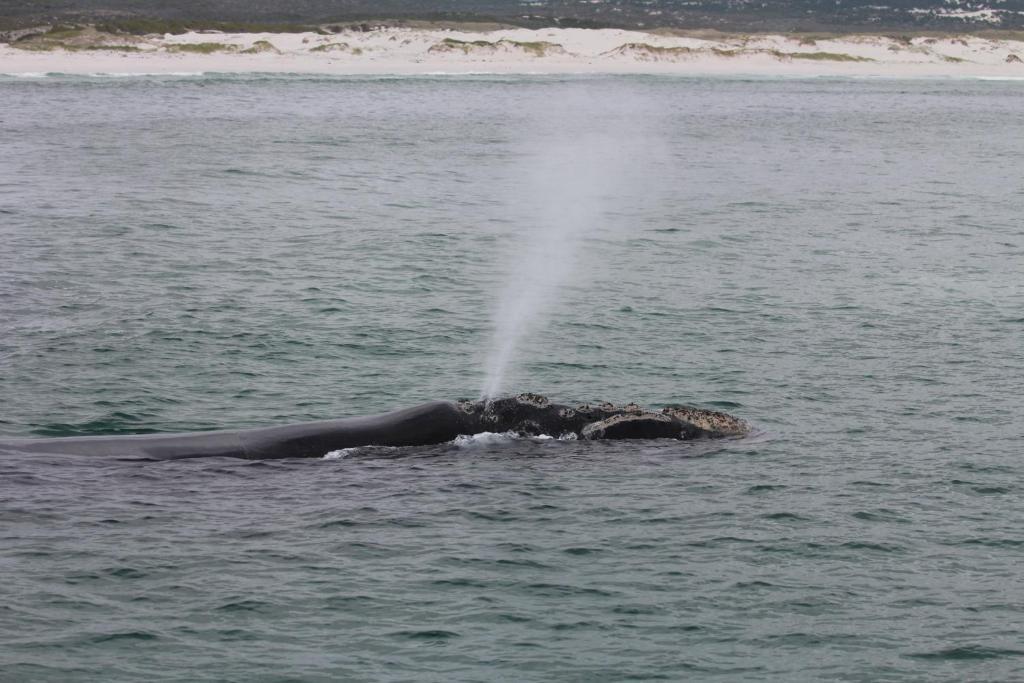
top-left (2, 74), bottom-right (1023, 681)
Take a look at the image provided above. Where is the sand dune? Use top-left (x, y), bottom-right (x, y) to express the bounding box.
top-left (3, 26), bottom-right (1023, 77)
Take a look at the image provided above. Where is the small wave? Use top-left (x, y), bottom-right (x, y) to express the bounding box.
top-left (320, 449), bottom-right (350, 460)
top-left (423, 71), bottom-right (495, 75)
top-left (322, 445), bottom-right (398, 459)
top-left (761, 512), bottom-right (812, 522)
top-left (745, 484), bottom-right (786, 494)
top-left (907, 644), bottom-right (1024, 660)
top-left (453, 431), bottom-right (522, 448)
top-left (89, 72), bottom-right (205, 77)
top-left (216, 599), bottom-right (270, 612)
top-left (89, 631), bottom-right (159, 643)
top-left (325, 430), bottom-right (580, 455)
top-left (2, 71), bottom-right (208, 79)
top-left (452, 431), bottom-right (577, 448)
top-left (389, 629), bottom-right (460, 640)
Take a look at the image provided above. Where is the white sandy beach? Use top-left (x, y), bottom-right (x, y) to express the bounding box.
top-left (2, 26), bottom-right (1024, 78)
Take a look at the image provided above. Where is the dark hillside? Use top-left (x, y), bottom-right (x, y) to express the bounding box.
top-left (2, 0), bottom-right (1023, 32)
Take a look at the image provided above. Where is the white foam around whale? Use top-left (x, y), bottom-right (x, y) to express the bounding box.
top-left (323, 430), bottom-right (580, 458)
top-left (453, 431), bottom-right (578, 448)
top-left (322, 445), bottom-right (399, 459)
top-left (452, 431), bottom-right (522, 447)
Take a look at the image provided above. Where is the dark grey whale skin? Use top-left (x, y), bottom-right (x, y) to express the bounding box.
top-left (0, 395), bottom-right (749, 461)
top-left (0, 401), bottom-right (475, 461)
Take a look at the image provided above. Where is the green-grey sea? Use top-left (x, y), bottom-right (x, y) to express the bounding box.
top-left (1, 73), bottom-right (1023, 681)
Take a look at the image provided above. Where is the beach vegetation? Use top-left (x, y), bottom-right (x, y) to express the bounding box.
top-left (610, 43), bottom-right (695, 60)
top-left (166, 42), bottom-right (238, 54)
top-left (310, 41), bottom-right (350, 52)
top-left (12, 32), bottom-right (46, 43)
top-left (95, 18), bottom-right (315, 36)
top-left (80, 44), bottom-right (143, 52)
top-left (774, 50), bottom-right (873, 62)
top-left (10, 42), bottom-right (59, 51)
top-left (940, 54), bottom-right (966, 63)
top-left (430, 37), bottom-right (495, 53)
top-left (45, 25), bottom-right (85, 39)
top-left (429, 37), bottom-right (561, 56)
top-left (241, 40), bottom-right (279, 54)
top-left (312, 43), bottom-right (365, 55)
top-left (96, 18), bottom-right (190, 35)
top-left (11, 40), bottom-right (142, 52)
top-left (10, 26), bottom-right (147, 52)
top-left (507, 40), bottom-right (560, 56)
top-left (9, 23), bottom-right (82, 49)
top-left (309, 41), bottom-right (363, 54)
top-left (208, 21), bottom-right (313, 34)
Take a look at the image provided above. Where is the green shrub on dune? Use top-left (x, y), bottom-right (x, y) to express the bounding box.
top-left (11, 26), bottom-right (147, 52)
top-left (429, 37), bottom-right (495, 53)
top-left (44, 25), bottom-right (86, 39)
top-left (240, 39), bottom-right (279, 54)
top-left (79, 44), bottom-right (142, 52)
top-left (604, 43), bottom-right (696, 60)
top-left (166, 42), bottom-right (238, 54)
top-left (429, 37), bottom-right (561, 57)
top-left (96, 18), bottom-right (313, 35)
top-left (310, 41), bottom-right (354, 53)
top-left (774, 50), bottom-right (873, 62)
top-left (508, 40), bottom-right (559, 56)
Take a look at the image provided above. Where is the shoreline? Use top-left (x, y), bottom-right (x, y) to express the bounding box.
top-left (3, 26), bottom-right (1024, 78)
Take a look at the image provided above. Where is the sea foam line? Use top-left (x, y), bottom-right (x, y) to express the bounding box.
top-left (322, 431), bottom-right (577, 458)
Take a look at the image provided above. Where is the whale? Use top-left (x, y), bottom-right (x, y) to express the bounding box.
top-left (0, 394), bottom-right (749, 461)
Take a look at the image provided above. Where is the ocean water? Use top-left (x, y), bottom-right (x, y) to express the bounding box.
top-left (1, 73), bottom-right (1023, 681)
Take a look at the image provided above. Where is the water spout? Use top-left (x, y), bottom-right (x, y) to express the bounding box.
top-left (481, 137), bottom-right (613, 399)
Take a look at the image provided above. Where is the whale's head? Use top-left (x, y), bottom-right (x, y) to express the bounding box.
top-left (660, 405), bottom-right (750, 438)
top-left (458, 394), bottom-right (750, 441)
top-left (459, 394), bottom-right (568, 436)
